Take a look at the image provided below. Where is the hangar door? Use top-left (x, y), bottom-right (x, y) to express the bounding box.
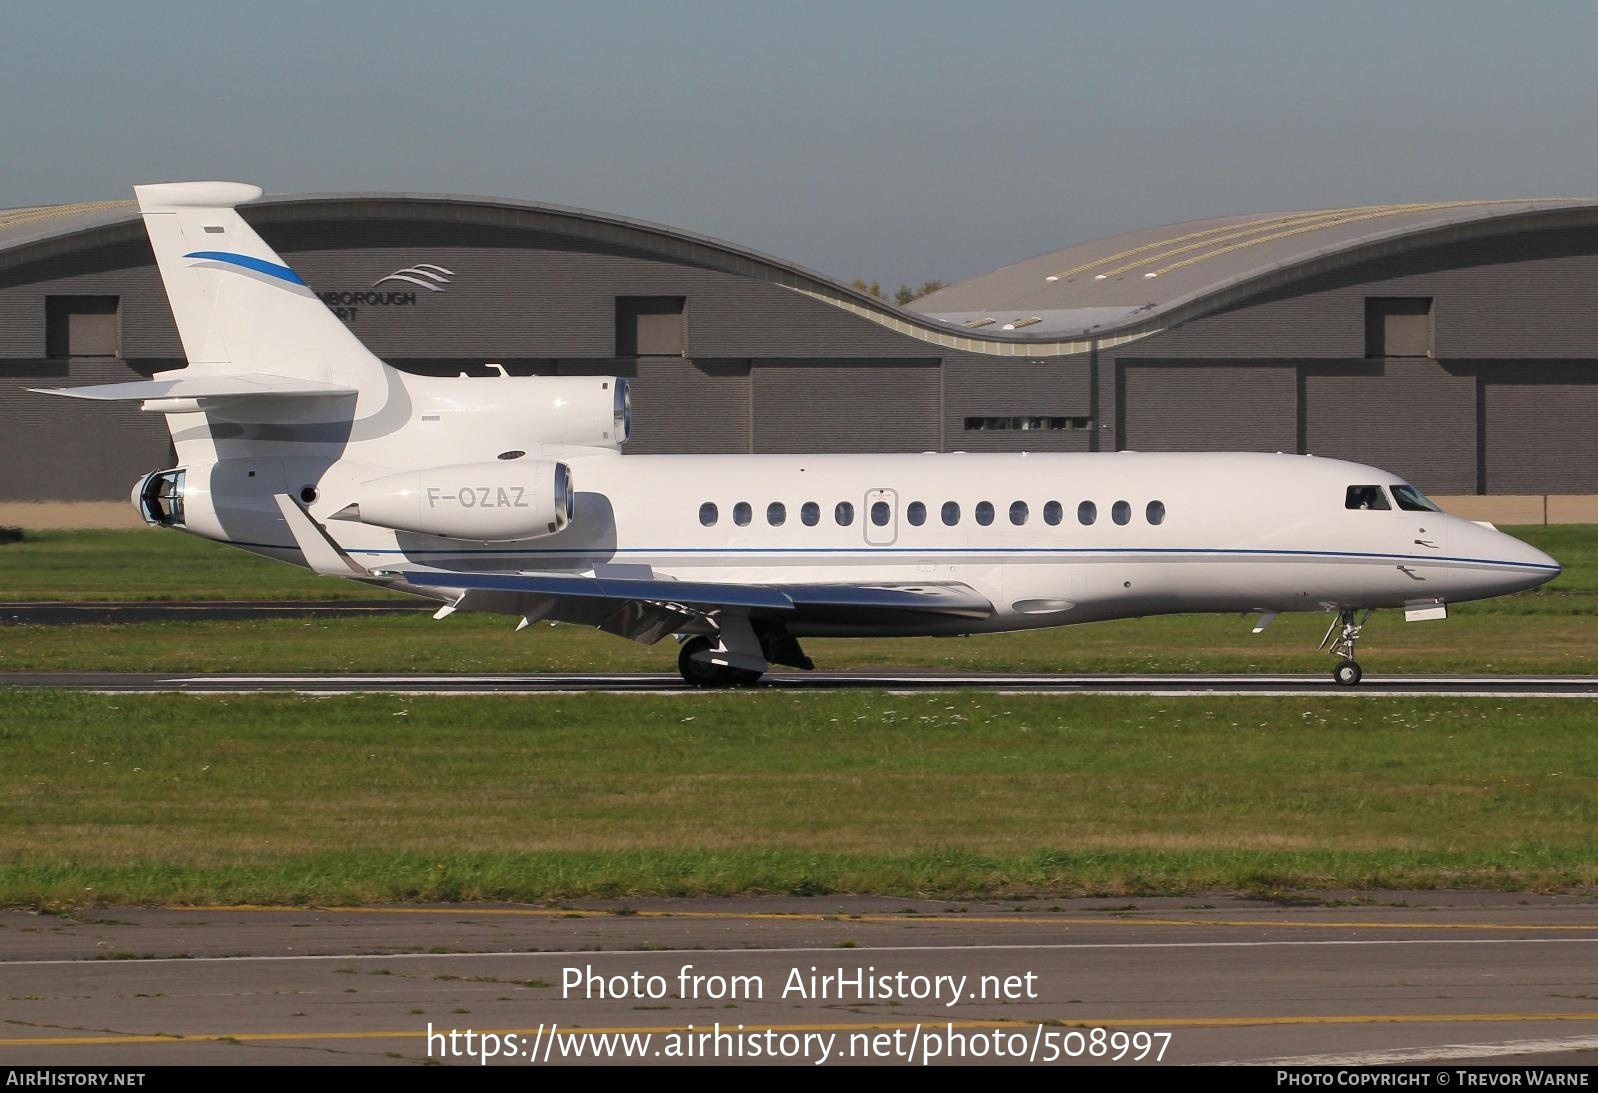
top-left (1119, 363), bottom-right (1297, 453)
top-left (753, 360), bottom-right (940, 453)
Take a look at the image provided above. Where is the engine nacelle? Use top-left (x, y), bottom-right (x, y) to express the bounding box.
top-left (343, 460), bottom-right (574, 541)
top-left (505, 376), bottom-right (630, 450)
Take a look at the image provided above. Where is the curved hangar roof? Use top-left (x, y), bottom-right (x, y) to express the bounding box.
top-left (4, 192), bottom-right (1598, 357)
top-left (911, 198), bottom-right (1598, 348)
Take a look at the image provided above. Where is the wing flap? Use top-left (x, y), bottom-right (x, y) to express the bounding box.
top-left (396, 570), bottom-right (796, 613)
top-left (395, 571), bottom-right (992, 620)
top-left (28, 373), bottom-right (358, 401)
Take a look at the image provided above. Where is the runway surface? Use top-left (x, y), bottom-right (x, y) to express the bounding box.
top-left (4, 670), bottom-right (1598, 696)
top-left (3, 894), bottom-right (1597, 1067)
top-left (0, 600), bottom-right (421, 624)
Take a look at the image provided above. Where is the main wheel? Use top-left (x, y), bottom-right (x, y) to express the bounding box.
top-left (678, 635), bottom-right (729, 687)
top-left (1332, 659), bottom-right (1363, 686)
top-left (677, 636), bottom-right (764, 688)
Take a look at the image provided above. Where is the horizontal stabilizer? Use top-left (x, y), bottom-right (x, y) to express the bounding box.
top-left (30, 374), bottom-right (358, 402)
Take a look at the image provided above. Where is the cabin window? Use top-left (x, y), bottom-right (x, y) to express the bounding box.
top-left (767, 501), bottom-right (786, 527)
top-left (941, 501), bottom-right (961, 526)
top-left (1043, 500), bottom-right (1063, 526)
top-left (1391, 484), bottom-right (1443, 513)
top-left (975, 501), bottom-right (994, 526)
top-left (1346, 485), bottom-right (1391, 511)
top-left (734, 501), bottom-right (752, 526)
top-left (906, 501), bottom-right (926, 526)
top-left (801, 501), bottom-right (820, 526)
top-left (1009, 500), bottom-right (1029, 526)
top-left (698, 502), bottom-right (718, 527)
top-left (835, 501), bottom-right (855, 526)
top-left (1112, 500), bottom-right (1131, 525)
top-left (1078, 501), bottom-right (1097, 526)
top-left (1146, 500), bottom-right (1166, 525)
top-left (870, 500), bottom-right (891, 526)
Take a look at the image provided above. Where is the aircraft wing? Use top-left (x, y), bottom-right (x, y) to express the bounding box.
top-left (393, 569), bottom-right (993, 643)
top-left (29, 373), bottom-right (357, 401)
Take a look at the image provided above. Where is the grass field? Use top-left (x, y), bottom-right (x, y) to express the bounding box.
top-left (0, 527), bottom-right (1593, 674)
top-left (1, 691), bottom-right (1594, 905)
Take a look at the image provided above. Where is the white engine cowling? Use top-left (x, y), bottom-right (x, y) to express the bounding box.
top-left (345, 460), bottom-right (574, 541)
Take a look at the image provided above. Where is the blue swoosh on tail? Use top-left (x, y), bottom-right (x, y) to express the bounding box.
top-left (183, 251), bottom-right (306, 286)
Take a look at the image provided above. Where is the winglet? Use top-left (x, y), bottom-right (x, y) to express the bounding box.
top-left (272, 494), bottom-right (366, 577)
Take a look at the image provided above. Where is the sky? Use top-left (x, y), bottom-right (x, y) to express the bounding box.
top-left (6, 0), bottom-right (1598, 287)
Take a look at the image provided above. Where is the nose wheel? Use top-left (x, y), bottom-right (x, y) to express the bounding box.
top-left (1321, 607), bottom-right (1373, 686)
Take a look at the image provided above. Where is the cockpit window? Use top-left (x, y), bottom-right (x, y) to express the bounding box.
top-left (1391, 484), bottom-right (1443, 513)
top-left (1345, 485), bottom-right (1391, 511)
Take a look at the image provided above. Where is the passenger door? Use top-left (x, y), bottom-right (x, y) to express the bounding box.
top-left (864, 488), bottom-right (898, 546)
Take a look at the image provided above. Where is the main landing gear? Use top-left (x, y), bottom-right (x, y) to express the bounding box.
top-left (678, 635), bottom-right (764, 688)
top-left (1320, 607), bottom-right (1373, 686)
top-left (676, 621), bottom-right (814, 688)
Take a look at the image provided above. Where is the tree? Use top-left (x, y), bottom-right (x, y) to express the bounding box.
top-left (894, 280), bottom-right (948, 306)
top-left (849, 278), bottom-right (884, 299)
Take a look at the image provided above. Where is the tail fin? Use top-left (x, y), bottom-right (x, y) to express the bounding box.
top-left (135, 181), bottom-right (385, 388)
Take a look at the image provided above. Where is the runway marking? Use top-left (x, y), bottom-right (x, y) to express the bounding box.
top-left (6, 1013), bottom-right (1598, 1049)
top-left (176, 904), bottom-right (1598, 932)
top-left (1239, 1035), bottom-right (1598, 1066)
top-left (8, 937), bottom-right (1598, 967)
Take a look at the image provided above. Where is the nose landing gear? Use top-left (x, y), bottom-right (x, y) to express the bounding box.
top-left (1321, 607), bottom-right (1372, 686)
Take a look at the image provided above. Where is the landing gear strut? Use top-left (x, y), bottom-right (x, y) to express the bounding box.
top-left (1320, 607), bottom-right (1372, 686)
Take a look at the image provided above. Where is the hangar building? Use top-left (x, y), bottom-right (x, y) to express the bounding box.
top-left (2, 193), bottom-right (1595, 521)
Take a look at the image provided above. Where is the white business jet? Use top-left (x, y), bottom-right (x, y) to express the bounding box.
top-left (34, 182), bottom-right (1561, 686)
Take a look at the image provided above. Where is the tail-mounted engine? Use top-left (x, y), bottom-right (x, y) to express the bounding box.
top-left (335, 460), bottom-right (574, 542)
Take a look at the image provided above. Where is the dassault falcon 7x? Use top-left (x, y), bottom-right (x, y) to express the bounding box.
top-left (34, 182), bottom-right (1561, 686)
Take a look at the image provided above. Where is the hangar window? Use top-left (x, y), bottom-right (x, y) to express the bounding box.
top-left (733, 501), bottom-right (752, 526)
top-left (699, 502), bottom-right (718, 527)
top-left (1345, 485), bottom-right (1392, 511)
top-left (616, 296), bottom-right (686, 356)
top-left (1112, 500), bottom-right (1131, 525)
top-left (801, 501), bottom-right (820, 526)
top-left (835, 501), bottom-right (855, 526)
top-left (1365, 297), bottom-right (1433, 358)
top-left (1146, 500), bottom-right (1166, 525)
top-left (1043, 500), bottom-right (1063, 526)
top-left (906, 501), bottom-right (926, 526)
top-left (1078, 501), bottom-right (1097, 526)
top-left (767, 501), bottom-right (786, 526)
top-left (941, 501), bottom-right (961, 526)
top-left (46, 296), bottom-right (120, 358)
top-left (975, 501), bottom-right (995, 526)
top-left (1009, 501), bottom-right (1029, 526)
top-left (964, 416), bottom-right (1092, 432)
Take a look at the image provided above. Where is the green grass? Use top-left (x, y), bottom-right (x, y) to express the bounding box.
top-left (0, 527), bottom-right (1593, 674)
top-left (1, 691), bottom-right (1595, 905)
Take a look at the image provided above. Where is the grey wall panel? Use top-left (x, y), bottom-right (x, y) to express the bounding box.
top-left (1119, 363), bottom-right (1297, 452)
top-left (1481, 363), bottom-right (1598, 492)
top-left (0, 241), bottom-right (179, 360)
top-left (0, 358), bottom-right (172, 501)
top-left (625, 358), bottom-right (750, 455)
top-left (260, 220), bottom-right (939, 361)
top-left (753, 361), bottom-right (938, 453)
top-left (942, 355), bottom-right (1092, 452)
top-left (1303, 358), bottom-right (1477, 492)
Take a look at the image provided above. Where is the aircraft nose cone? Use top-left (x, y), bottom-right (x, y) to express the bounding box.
top-left (1503, 534), bottom-right (1561, 591)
